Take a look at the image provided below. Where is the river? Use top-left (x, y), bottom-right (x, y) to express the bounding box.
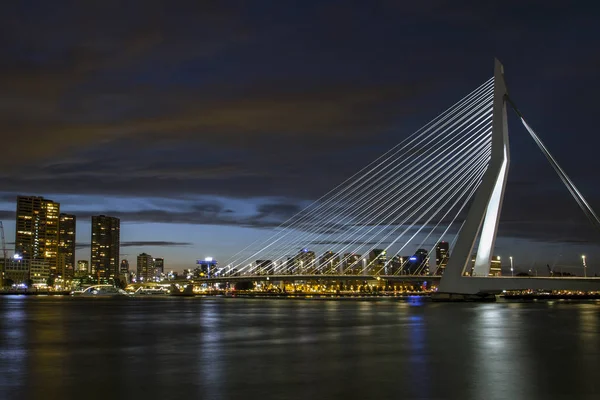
top-left (0, 296), bottom-right (598, 400)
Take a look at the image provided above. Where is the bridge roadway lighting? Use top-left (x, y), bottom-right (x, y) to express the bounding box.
top-left (509, 256), bottom-right (514, 277)
top-left (582, 255), bottom-right (587, 277)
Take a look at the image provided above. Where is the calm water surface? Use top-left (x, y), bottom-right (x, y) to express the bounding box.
top-left (0, 296), bottom-right (599, 400)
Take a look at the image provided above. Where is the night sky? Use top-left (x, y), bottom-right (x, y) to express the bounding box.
top-left (1, 1), bottom-right (599, 274)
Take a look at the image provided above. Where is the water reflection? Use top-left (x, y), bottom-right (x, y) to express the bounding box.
top-left (0, 297), bottom-right (599, 400)
top-left (471, 304), bottom-right (534, 400)
top-left (0, 297), bottom-right (27, 397)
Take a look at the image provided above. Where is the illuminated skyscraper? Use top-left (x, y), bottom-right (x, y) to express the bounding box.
top-left (137, 253), bottom-right (153, 281)
top-left (435, 241), bottom-right (450, 275)
top-left (15, 196), bottom-right (60, 274)
top-left (58, 213), bottom-right (76, 278)
top-left (90, 215), bottom-right (120, 278)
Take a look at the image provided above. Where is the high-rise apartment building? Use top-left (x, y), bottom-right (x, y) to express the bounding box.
top-left (137, 253), bottom-right (153, 281)
top-left (90, 215), bottom-right (120, 279)
top-left (58, 213), bottom-right (76, 278)
top-left (15, 196), bottom-right (60, 274)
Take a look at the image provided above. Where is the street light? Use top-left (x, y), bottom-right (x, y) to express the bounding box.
top-left (582, 255), bottom-right (587, 277)
top-left (509, 256), bottom-right (514, 277)
top-left (362, 258), bottom-right (367, 275)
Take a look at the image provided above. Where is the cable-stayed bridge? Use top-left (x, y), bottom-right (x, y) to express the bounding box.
top-left (203, 59), bottom-right (600, 300)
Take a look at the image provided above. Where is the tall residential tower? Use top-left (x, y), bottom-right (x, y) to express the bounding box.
top-left (90, 215), bottom-right (120, 279)
top-left (15, 196), bottom-right (60, 274)
top-left (58, 213), bottom-right (76, 278)
top-left (137, 253), bottom-right (153, 282)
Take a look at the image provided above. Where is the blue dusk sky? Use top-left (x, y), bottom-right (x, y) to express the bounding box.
top-left (1, 1), bottom-right (600, 274)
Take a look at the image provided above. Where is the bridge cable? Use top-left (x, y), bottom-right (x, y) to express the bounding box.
top-left (223, 79), bottom-right (494, 270)
top-left (506, 96), bottom-right (600, 236)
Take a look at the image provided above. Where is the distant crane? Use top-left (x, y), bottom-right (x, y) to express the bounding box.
top-left (0, 221), bottom-right (7, 261)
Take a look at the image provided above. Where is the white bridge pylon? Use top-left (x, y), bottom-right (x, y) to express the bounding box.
top-left (437, 59), bottom-right (600, 297)
top-left (437, 59), bottom-right (509, 294)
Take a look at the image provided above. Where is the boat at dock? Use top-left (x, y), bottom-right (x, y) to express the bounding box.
top-left (71, 285), bottom-right (129, 297)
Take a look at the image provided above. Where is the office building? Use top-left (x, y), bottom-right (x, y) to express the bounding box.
top-left (137, 253), bottom-right (154, 281)
top-left (490, 256), bottom-right (502, 277)
top-left (58, 213), bottom-right (76, 278)
top-left (90, 215), bottom-right (120, 278)
top-left (15, 196), bottom-right (60, 274)
top-left (468, 255), bottom-right (502, 276)
top-left (30, 259), bottom-right (50, 285)
top-left (195, 257), bottom-right (218, 278)
top-left (406, 249), bottom-right (428, 275)
top-left (1, 256), bottom-right (30, 285)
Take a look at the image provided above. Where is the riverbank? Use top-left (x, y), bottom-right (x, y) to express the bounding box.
top-left (501, 293), bottom-right (600, 300)
top-left (0, 290), bottom-right (71, 296)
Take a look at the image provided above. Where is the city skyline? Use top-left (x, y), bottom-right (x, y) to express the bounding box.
top-left (0, 192), bottom-right (596, 276)
top-left (1, 2), bottom-right (600, 273)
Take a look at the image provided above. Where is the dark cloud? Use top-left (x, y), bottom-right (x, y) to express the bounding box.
top-left (0, 210), bottom-right (14, 220)
top-left (0, 200), bottom-right (307, 229)
top-left (76, 241), bottom-right (191, 249)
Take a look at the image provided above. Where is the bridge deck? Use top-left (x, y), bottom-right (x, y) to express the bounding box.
top-left (187, 275), bottom-right (600, 292)
top-left (190, 274), bottom-right (438, 284)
